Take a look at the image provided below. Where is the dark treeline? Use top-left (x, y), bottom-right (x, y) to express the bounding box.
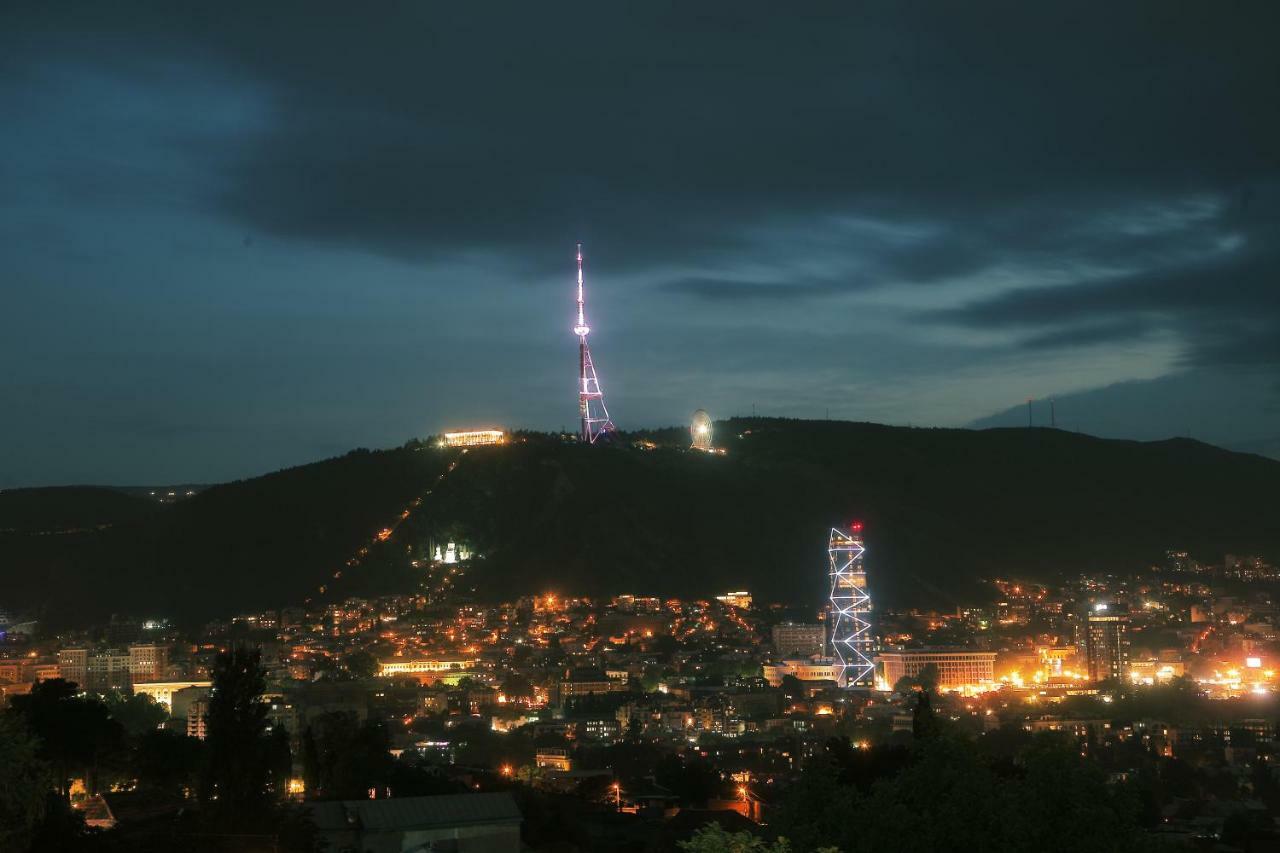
top-left (0, 647), bottom-right (464, 852)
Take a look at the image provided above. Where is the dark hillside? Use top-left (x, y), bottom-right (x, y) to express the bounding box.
top-left (0, 487), bottom-right (158, 533)
top-left (0, 447), bottom-right (447, 626)
top-left (1, 420), bottom-right (1277, 626)
top-left (404, 421), bottom-right (1279, 609)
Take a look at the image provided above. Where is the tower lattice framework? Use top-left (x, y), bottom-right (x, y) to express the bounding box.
top-left (573, 243), bottom-right (614, 443)
top-left (828, 524), bottom-right (875, 687)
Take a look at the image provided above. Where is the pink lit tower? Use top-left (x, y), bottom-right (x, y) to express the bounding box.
top-left (573, 243), bottom-right (615, 443)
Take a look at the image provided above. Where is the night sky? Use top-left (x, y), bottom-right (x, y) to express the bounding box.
top-left (4, 3), bottom-right (1279, 487)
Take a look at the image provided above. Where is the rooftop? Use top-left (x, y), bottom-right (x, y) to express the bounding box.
top-left (309, 792), bottom-right (521, 832)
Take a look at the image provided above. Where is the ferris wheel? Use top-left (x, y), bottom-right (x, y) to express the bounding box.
top-left (690, 409), bottom-right (713, 451)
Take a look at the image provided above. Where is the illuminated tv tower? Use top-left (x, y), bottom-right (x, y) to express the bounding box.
top-left (573, 243), bottom-right (614, 443)
top-left (828, 522), bottom-right (875, 687)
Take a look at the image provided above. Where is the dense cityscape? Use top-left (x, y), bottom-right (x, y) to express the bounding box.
top-left (6, 4), bottom-right (1280, 852)
top-left (3, 432), bottom-right (1280, 851)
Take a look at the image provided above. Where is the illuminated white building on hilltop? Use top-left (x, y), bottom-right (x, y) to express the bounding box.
top-left (441, 430), bottom-right (505, 447)
top-left (716, 591), bottom-right (752, 609)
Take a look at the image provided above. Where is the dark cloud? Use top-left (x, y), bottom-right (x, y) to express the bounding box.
top-left (660, 277), bottom-right (849, 301)
top-left (8, 2), bottom-right (1280, 270)
top-left (4, 2), bottom-right (1280, 482)
top-left (929, 186), bottom-right (1280, 369)
top-left (1019, 319), bottom-right (1153, 351)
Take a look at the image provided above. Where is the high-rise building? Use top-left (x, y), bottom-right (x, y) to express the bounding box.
top-left (57, 648), bottom-right (89, 687)
top-left (772, 622), bottom-right (826, 658)
top-left (572, 244), bottom-right (614, 443)
top-left (187, 697), bottom-right (209, 740)
top-left (828, 522), bottom-right (875, 687)
top-left (56, 644), bottom-right (172, 690)
top-left (128, 644), bottom-right (170, 683)
top-left (1085, 603), bottom-right (1130, 683)
top-left (86, 649), bottom-right (132, 691)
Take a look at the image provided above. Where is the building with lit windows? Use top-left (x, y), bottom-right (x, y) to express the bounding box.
top-left (187, 697), bottom-right (209, 740)
top-left (1085, 603), bottom-right (1130, 683)
top-left (716, 591), bottom-right (752, 609)
top-left (128, 644), bottom-right (169, 682)
top-left (441, 430), bottom-right (505, 447)
top-left (56, 648), bottom-right (88, 687)
top-left (377, 658), bottom-right (477, 677)
top-left (772, 622), bottom-right (826, 658)
top-left (57, 644), bottom-right (173, 690)
top-left (877, 649), bottom-right (997, 691)
top-left (132, 680), bottom-right (213, 710)
top-left (556, 669), bottom-right (627, 706)
top-left (762, 657), bottom-right (841, 687)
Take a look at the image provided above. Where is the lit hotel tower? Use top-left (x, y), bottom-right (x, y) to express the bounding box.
top-left (828, 522), bottom-right (876, 687)
top-left (573, 243), bottom-right (614, 443)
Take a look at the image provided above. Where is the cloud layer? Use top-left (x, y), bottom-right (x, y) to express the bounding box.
top-left (2, 2), bottom-right (1279, 483)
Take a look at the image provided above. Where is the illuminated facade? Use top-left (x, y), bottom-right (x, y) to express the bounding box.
top-left (573, 244), bottom-right (614, 443)
top-left (1085, 603), bottom-right (1130, 682)
top-left (878, 649), bottom-right (996, 691)
top-left (691, 409), bottom-right (713, 450)
top-left (442, 430), bottom-right (505, 447)
top-left (763, 657), bottom-right (841, 687)
top-left (132, 680), bottom-right (213, 709)
top-left (772, 622), bottom-right (826, 657)
top-left (377, 658), bottom-right (476, 677)
top-left (715, 591), bottom-right (752, 609)
top-left (828, 523), bottom-right (875, 687)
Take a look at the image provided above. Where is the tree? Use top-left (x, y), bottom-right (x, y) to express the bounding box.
top-left (302, 712), bottom-right (394, 800)
top-left (656, 754), bottom-right (722, 806)
top-left (679, 823), bottom-right (838, 853)
top-left (911, 688), bottom-right (939, 740)
top-left (8, 678), bottom-right (125, 797)
top-left (200, 646), bottom-right (275, 819)
top-left (779, 675), bottom-right (805, 703)
top-left (774, 732), bottom-right (1152, 853)
top-left (343, 650), bottom-right (378, 680)
top-left (105, 690), bottom-right (169, 736)
top-left (133, 729), bottom-right (204, 794)
top-left (893, 663), bottom-right (940, 696)
top-left (771, 765), bottom-right (861, 853)
top-left (268, 726), bottom-right (294, 798)
top-left (0, 714), bottom-right (53, 852)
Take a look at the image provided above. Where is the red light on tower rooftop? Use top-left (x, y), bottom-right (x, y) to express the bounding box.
top-left (849, 521), bottom-right (864, 533)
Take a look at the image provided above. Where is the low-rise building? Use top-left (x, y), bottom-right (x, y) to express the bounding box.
top-left (878, 648), bottom-right (997, 691)
top-left (762, 658), bottom-right (840, 687)
top-left (309, 792), bottom-right (521, 853)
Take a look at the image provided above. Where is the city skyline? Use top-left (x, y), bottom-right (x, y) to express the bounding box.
top-left (4, 3), bottom-right (1280, 487)
top-left (4, 7), bottom-right (1280, 851)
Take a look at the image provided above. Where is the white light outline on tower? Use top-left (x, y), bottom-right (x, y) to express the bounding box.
top-left (828, 526), bottom-right (875, 687)
top-left (574, 243), bottom-right (614, 443)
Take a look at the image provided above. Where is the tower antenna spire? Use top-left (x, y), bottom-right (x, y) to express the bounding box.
top-left (573, 243), bottom-right (614, 443)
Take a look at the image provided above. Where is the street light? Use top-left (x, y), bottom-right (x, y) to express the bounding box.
top-left (612, 782), bottom-right (621, 811)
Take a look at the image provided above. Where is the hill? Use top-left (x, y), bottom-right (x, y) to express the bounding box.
top-left (1, 420), bottom-right (1277, 627)
top-left (0, 487), bottom-right (159, 533)
top-left (0, 447), bottom-right (448, 627)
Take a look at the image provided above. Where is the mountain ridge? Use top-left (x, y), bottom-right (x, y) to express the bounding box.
top-left (2, 419), bottom-right (1277, 627)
